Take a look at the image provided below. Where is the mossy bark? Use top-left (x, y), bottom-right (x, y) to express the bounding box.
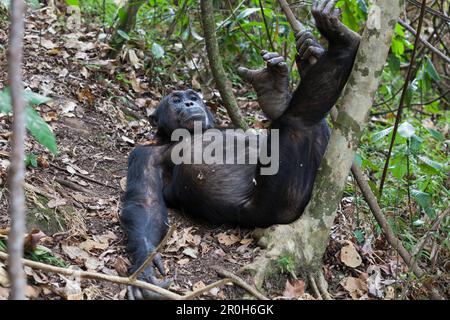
top-left (246, 0), bottom-right (404, 298)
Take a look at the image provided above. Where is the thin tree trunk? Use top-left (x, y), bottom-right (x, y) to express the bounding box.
top-left (246, 0), bottom-right (403, 298)
top-left (200, 0), bottom-right (248, 129)
top-left (108, 0), bottom-right (145, 58)
top-left (7, 0), bottom-right (27, 300)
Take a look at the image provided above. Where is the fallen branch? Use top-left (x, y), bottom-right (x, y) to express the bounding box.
top-left (0, 251), bottom-right (182, 300)
top-left (212, 266), bottom-right (269, 300)
top-left (182, 278), bottom-right (231, 300)
top-left (55, 178), bottom-right (91, 194)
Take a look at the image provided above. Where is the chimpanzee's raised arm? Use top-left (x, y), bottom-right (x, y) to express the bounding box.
top-left (286, 0), bottom-right (360, 123)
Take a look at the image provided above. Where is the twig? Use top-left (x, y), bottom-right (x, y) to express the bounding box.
top-left (330, 107), bottom-right (444, 300)
top-left (51, 163), bottom-right (118, 190)
top-left (0, 251), bottom-right (182, 300)
top-left (182, 278), bottom-right (231, 300)
top-left (55, 178), bottom-right (91, 194)
top-left (350, 163), bottom-right (445, 300)
top-left (379, 0), bottom-right (428, 196)
top-left (258, 0), bottom-right (275, 52)
top-left (129, 225), bottom-right (175, 281)
top-left (226, 0), bottom-right (263, 51)
top-left (398, 19), bottom-right (450, 64)
top-left (7, 0), bottom-right (27, 300)
top-left (212, 266), bottom-right (269, 300)
top-left (410, 207), bottom-right (449, 269)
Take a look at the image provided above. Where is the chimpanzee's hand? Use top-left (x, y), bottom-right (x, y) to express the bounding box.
top-left (295, 30), bottom-right (325, 78)
top-left (238, 51), bottom-right (290, 120)
top-left (127, 252), bottom-right (172, 300)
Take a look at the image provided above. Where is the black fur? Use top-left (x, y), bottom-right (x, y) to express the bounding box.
top-left (120, 0), bottom-right (360, 298)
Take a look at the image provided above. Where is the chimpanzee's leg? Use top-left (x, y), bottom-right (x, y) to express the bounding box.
top-left (120, 145), bottom-right (171, 299)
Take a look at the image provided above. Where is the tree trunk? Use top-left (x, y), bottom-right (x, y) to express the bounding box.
top-left (108, 0), bottom-right (145, 58)
top-left (200, 0), bottom-right (248, 129)
top-left (7, 0), bottom-right (27, 300)
top-left (246, 0), bottom-right (403, 298)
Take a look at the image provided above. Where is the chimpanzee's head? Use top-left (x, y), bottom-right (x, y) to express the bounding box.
top-left (150, 89), bottom-right (215, 137)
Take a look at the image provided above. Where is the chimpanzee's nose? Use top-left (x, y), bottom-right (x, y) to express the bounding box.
top-left (185, 101), bottom-right (194, 107)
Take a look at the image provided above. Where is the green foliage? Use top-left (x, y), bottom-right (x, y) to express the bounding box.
top-left (0, 88), bottom-right (57, 155)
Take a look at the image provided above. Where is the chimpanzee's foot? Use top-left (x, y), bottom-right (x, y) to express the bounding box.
top-left (312, 0), bottom-right (360, 48)
top-left (127, 253), bottom-right (172, 300)
top-left (238, 51), bottom-right (290, 120)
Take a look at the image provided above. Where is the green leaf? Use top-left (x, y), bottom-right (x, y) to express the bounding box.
top-left (117, 30), bottom-right (130, 41)
top-left (387, 55), bottom-right (400, 74)
top-left (411, 189), bottom-right (436, 219)
top-left (24, 90), bottom-right (52, 105)
top-left (424, 57), bottom-right (440, 82)
top-left (0, 88), bottom-right (57, 155)
top-left (418, 156), bottom-right (444, 171)
top-left (26, 107), bottom-right (58, 155)
top-left (236, 8), bottom-right (260, 20)
top-left (398, 122), bottom-right (415, 138)
top-left (151, 42), bottom-right (164, 59)
top-left (25, 153), bottom-right (38, 168)
top-left (425, 127), bottom-right (444, 141)
top-left (391, 153), bottom-right (408, 180)
top-left (372, 126), bottom-right (393, 142)
top-left (66, 0), bottom-right (79, 6)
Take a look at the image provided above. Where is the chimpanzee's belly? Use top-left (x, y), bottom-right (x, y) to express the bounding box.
top-left (166, 162), bottom-right (257, 224)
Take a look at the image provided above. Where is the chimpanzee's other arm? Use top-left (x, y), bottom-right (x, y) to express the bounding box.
top-left (120, 145), bottom-right (171, 300)
top-left (286, 0), bottom-right (360, 123)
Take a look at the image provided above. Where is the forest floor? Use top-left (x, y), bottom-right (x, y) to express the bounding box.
top-left (0, 7), bottom-right (421, 300)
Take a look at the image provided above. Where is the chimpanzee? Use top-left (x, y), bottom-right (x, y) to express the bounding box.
top-left (121, 0), bottom-right (360, 299)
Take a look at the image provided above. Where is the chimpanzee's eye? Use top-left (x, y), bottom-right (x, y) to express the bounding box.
top-left (191, 96), bottom-right (198, 101)
top-left (173, 97), bottom-right (181, 104)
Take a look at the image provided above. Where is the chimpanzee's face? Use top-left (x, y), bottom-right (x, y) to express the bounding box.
top-left (151, 89), bottom-right (215, 135)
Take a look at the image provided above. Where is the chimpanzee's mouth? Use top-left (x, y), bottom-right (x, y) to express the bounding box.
top-left (185, 113), bottom-right (205, 122)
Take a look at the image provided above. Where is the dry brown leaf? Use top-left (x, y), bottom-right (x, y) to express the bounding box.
top-left (79, 239), bottom-right (109, 252)
top-left (0, 263), bottom-right (10, 287)
top-left (63, 277), bottom-right (83, 300)
top-left (114, 256), bottom-right (130, 277)
top-left (0, 287), bottom-right (9, 300)
top-left (129, 72), bottom-right (143, 93)
top-left (192, 281), bottom-right (206, 291)
top-left (47, 198), bottom-right (67, 208)
top-left (340, 243), bottom-right (362, 268)
top-left (24, 229), bottom-right (47, 251)
top-left (340, 276), bottom-right (368, 300)
top-left (183, 247), bottom-right (198, 259)
top-left (119, 177), bottom-right (127, 191)
top-left (240, 238), bottom-right (253, 245)
top-left (61, 244), bottom-right (90, 262)
top-left (41, 38), bottom-right (57, 49)
top-left (283, 279), bottom-right (305, 299)
top-left (84, 256), bottom-right (104, 271)
top-left (217, 232), bottom-right (240, 246)
top-left (177, 258), bottom-right (190, 266)
top-left (26, 285), bottom-right (41, 299)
